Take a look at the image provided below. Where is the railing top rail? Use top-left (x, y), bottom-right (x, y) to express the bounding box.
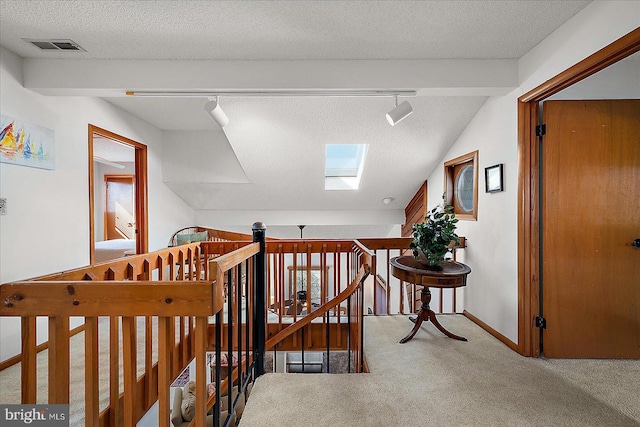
top-left (355, 237), bottom-right (413, 251)
top-left (3, 235), bottom-right (460, 284)
top-left (265, 264), bottom-right (370, 350)
top-left (353, 240), bottom-right (376, 256)
top-left (0, 280), bottom-right (223, 317)
top-left (169, 226), bottom-right (280, 246)
top-left (17, 243), bottom-right (204, 282)
top-left (208, 242), bottom-right (259, 273)
top-left (264, 240), bottom-right (356, 253)
top-left (353, 240), bottom-right (375, 266)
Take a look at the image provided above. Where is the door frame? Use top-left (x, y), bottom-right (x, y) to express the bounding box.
top-left (88, 125), bottom-right (149, 264)
top-left (517, 28), bottom-right (640, 357)
top-left (104, 174), bottom-right (135, 240)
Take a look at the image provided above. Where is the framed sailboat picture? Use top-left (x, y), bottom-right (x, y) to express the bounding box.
top-left (1, 114), bottom-right (55, 170)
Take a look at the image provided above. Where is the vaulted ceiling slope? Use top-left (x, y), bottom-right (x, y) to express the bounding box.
top-left (0, 1), bottom-right (591, 237)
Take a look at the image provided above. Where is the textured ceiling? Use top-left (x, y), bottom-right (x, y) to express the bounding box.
top-left (0, 1), bottom-right (590, 60)
top-left (0, 1), bottom-right (594, 236)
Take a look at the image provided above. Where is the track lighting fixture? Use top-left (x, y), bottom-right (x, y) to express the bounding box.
top-left (204, 97), bottom-right (229, 128)
top-left (386, 96), bottom-right (413, 126)
top-left (127, 90), bottom-right (416, 98)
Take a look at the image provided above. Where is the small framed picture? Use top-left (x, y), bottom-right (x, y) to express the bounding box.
top-left (485, 164), bottom-right (504, 193)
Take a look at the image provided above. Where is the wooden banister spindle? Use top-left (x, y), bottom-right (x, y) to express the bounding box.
top-left (267, 252), bottom-right (272, 312)
top-left (179, 317), bottom-right (186, 367)
top-left (145, 316), bottom-right (153, 407)
top-left (187, 316), bottom-right (194, 359)
top-left (334, 252), bottom-right (338, 318)
top-left (372, 249), bottom-right (377, 315)
top-left (169, 316), bottom-right (177, 375)
top-left (194, 317), bottom-right (208, 427)
top-left (48, 316), bottom-right (70, 403)
top-left (109, 317), bottom-right (120, 427)
top-left (195, 245), bottom-right (202, 279)
top-left (321, 245), bottom-right (327, 348)
top-left (168, 253), bottom-right (175, 281)
top-left (157, 255), bottom-right (165, 280)
top-left (187, 248), bottom-right (194, 280)
top-left (157, 317), bottom-right (172, 427)
top-left (122, 316), bottom-right (137, 425)
top-left (336, 249), bottom-right (342, 344)
top-left (178, 251), bottom-right (185, 280)
top-left (278, 251), bottom-right (282, 320)
top-left (21, 316), bottom-right (37, 403)
top-left (293, 244), bottom-right (298, 323)
top-left (85, 316), bottom-right (100, 427)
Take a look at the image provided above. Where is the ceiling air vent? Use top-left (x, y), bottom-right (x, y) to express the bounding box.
top-left (22, 39), bottom-right (86, 52)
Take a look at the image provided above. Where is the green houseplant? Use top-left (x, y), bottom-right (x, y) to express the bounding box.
top-left (410, 196), bottom-right (460, 269)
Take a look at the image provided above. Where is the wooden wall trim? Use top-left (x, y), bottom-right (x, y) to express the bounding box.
top-left (88, 124), bottom-right (149, 263)
top-left (444, 150), bottom-right (479, 221)
top-left (402, 181), bottom-right (427, 238)
top-left (0, 325), bottom-right (85, 371)
top-left (517, 99), bottom-right (540, 357)
top-left (463, 310), bottom-right (518, 353)
top-left (517, 28), bottom-right (640, 357)
top-left (521, 28), bottom-right (640, 103)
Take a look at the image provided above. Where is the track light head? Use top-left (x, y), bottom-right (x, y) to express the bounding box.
top-left (386, 100), bottom-right (413, 126)
top-left (204, 98), bottom-right (229, 128)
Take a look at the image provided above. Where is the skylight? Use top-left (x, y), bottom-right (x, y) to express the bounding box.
top-left (325, 144), bottom-right (368, 190)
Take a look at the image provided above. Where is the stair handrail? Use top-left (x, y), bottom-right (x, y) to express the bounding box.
top-left (265, 263), bottom-right (370, 351)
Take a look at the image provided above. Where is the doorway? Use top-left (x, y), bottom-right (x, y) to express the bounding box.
top-left (88, 125), bottom-right (148, 264)
top-left (105, 175), bottom-right (135, 240)
top-left (517, 28), bottom-right (640, 357)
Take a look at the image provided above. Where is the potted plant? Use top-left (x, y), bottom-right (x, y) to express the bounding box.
top-left (410, 195), bottom-right (460, 269)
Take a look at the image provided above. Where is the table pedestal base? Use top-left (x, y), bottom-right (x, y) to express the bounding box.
top-left (399, 287), bottom-right (467, 344)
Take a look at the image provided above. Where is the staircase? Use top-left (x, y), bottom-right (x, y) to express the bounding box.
top-left (0, 226), bottom-right (467, 426)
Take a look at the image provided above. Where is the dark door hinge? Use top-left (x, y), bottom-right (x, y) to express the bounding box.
top-left (536, 124), bottom-right (546, 137)
top-left (535, 316), bottom-right (546, 329)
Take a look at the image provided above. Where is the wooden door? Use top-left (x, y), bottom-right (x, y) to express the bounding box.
top-left (542, 100), bottom-right (640, 358)
top-left (105, 176), bottom-right (135, 240)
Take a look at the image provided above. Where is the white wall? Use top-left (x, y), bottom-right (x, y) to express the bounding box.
top-left (0, 47), bottom-right (195, 362)
top-left (427, 94), bottom-right (518, 340)
top-left (548, 59), bottom-right (640, 100)
top-left (162, 130), bottom-right (247, 184)
top-left (426, 0), bottom-right (640, 344)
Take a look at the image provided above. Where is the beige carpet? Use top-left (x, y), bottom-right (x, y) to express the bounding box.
top-left (0, 317), bottom-right (158, 426)
top-left (239, 315), bottom-right (640, 427)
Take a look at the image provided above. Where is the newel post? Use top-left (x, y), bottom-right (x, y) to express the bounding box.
top-left (252, 221), bottom-right (267, 377)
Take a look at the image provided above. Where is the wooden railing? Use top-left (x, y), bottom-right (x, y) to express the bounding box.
top-left (0, 226), bottom-right (467, 426)
top-left (199, 242), bottom-right (260, 427)
top-left (168, 225), bottom-right (280, 247)
top-left (0, 243), bottom-right (235, 426)
top-left (265, 264), bottom-right (370, 373)
top-left (264, 240), bottom-right (353, 322)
